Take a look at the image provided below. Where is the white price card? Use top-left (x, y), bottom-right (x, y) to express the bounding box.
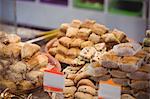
top-left (98, 79), bottom-right (121, 99)
top-left (43, 67), bottom-right (65, 93)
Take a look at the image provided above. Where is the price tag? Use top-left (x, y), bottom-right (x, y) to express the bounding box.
top-left (98, 79), bottom-right (121, 99)
top-left (43, 67), bottom-right (65, 93)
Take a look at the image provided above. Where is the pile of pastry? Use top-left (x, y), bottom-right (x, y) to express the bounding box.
top-left (0, 32), bottom-right (48, 93)
top-left (47, 19), bottom-right (129, 65)
top-left (63, 64), bottom-right (98, 99)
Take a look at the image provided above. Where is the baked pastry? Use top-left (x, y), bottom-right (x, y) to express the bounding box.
top-left (91, 23), bottom-right (108, 35)
top-left (66, 27), bottom-right (79, 38)
top-left (57, 44), bottom-right (68, 55)
top-left (80, 47), bottom-right (96, 60)
top-left (70, 19), bottom-right (81, 28)
top-left (0, 80), bottom-right (17, 91)
top-left (121, 87), bottom-right (132, 94)
top-left (59, 37), bottom-right (72, 48)
top-left (139, 64), bottom-right (150, 73)
top-left (112, 29), bottom-right (127, 42)
top-left (71, 38), bottom-right (84, 48)
top-left (81, 41), bottom-right (94, 48)
top-left (49, 47), bottom-right (57, 56)
top-left (134, 92), bottom-right (150, 99)
top-left (7, 34), bottom-right (21, 43)
top-left (88, 33), bottom-right (100, 43)
top-left (21, 43), bottom-right (40, 59)
top-left (9, 61), bottom-right (27, 74)
top-left (77, 79), bottom-right (96, 89)
top-left (77, 85), bottom-right (97, 96)
top-left (109, 70), bottom-right (127, 78)
top-left (112, 78), bottom-right (130, 86)
top-left (81, 19), bottom-right (96, 29)
top-left (121, 94), bottom-right (135, 99)
top-left (67, 48), bottom-right (80, 58)
top-left (60, 23), bottom-right (70, 32)
top-left (143, 38), bottom-right (150, 47)
top-left (55, 54), bottom-right (65, 63)
top-left (75, 92), bottom-right (93, 99)
top-left (63, 86), bottom-right (77, 98)
top-left (78, 28), bottom-right (92, 40)
top-left (67, 74), bottom-right (77, 80)
top-left (65, 79), bottom-right (75, 86)
top-left (127, 71), bottom-right (149, 80)
top-left (91, 52), bottom-right (103, 62)
top-left (18, 80), bottom-right (34, 91)
top-left (94, 43), bottom-right (106, 52)
top-left (102, 33), bottom-right (119, 43)
top-left (119, 56), bottom-right (143, 72)
top-left (129, 81), bottom-right (149, 90)
top-left (101, 52), bottom-right (120, 68)
top-left (90, 75), bottom-right (111, 82)
top-left (74, 72), bottom-right (90, 83)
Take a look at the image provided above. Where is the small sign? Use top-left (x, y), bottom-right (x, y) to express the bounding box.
top-left (98, 79), bottom-right (121, 99)
top-left (43, 67), bottom-right (65, 93)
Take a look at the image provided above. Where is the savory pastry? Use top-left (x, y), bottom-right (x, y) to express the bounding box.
top-left (143, 47), bottom-right (150, 53)
top-left (134, 92), bottom-right (150, 99)
top-left (7, 34), bottom-right (21, 43)
top-left (60, 23), bottom-right (70, 32)
top-left (73, 56), bottom-right (85, 66)
top-left (67, 74), bottom-right (77, 80)
top-left (59, 37), bottom-right (72, 48)
top-left (112, 29), bottom-right (127, 42)
top-left (94, 43), bottom-right (106, 52)
top-left (101, 52), bottom-right (120, 68)
top-left (52, 39), bottom-right (60, 47)
top-left (88, 33), bottom-right (100, 43)
top-left (90, 75), bottom-right (111, 82)
top-left (146, 30), bottom-right (150, 37)
top-left (77, 79), bottom-right (96, 89)
top-left (80, 47), bottom-right (96, 60)
top-left (119, 56), bottom-right (142, 72)
top-left (112, 78), bottom-right (130, 86)
top-left (21, 43), bottom-right (40, 59)
top-left (26, 70), bottom-right (43, 83)
top-left (81, 19), bottom-right (96, 29)
top-left (121, 94), bottom-right (135, 99)
top-left (78, 28), bottom-right (92, 40)
top-left (65, 79), bottom-right (75, 87)
top-left (129, 81), bottom-right (149, 90)
top-left (0, 80), bottom-right (17, 91)
top-left (109, 70), bottom-right (127, 78)
top-left (55, 54), bottom-right (65, 63)
top-left (67, 48), bottom-right (80, 58)
top-left (75, 92), bottom-right (93, 99)
top-left (74, 72), bottom-right (90, 83)
top-left (63, 66), bottom-right (81, 74)
top-left (17, 80), bottom-right (34, 91)
top-left (70, 19), bottom-right (82, 28)
top-left (63, 86), bottom-right (77, 98)
top-left (77, 85), bottom-right (97, 96)
top-left (71, 38), bottom-right (84, 48)
top-left (127, 71), bottom-right (149, 80)
top-left (134, 50), bottom-right (147, 59)
top-left (9, 61), bottom-right (27, 74)
top-left (57, 44), bottom-right (68, 55)
top-left (66, 27), bottom-right (79, 38)
top-left (49, 47), bottom-right (57, 56)
top-left (139, 64), bottom-right (150, 73)
top-left (91, 23), bottom-right (108, 35)
top-left (5, 70), bottom-right (23, 82)
top-left (102, 33), bottom-right (119, 43)
top-left (80, 41), bottom-right (94, 48)
top-left (91, 52), bottom-right (103, 62)
top-left (0, 64), bottom-right (3, 72)
top-left (64, 57), bottom-right (75, 65)
top-left (143, 38), bottom-right (150, 47)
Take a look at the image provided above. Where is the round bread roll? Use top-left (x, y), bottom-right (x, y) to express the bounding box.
top-left (65, 79), bottom-right (75, 87)
top-left (75, 92), bottom-right (93, 99)
top-left (77, 79), bottom-right (96, 89)
top-left (77, 85), bottom-right (97, 96)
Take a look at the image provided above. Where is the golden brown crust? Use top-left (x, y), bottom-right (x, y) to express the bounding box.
top-left (77, 79), bottom-right (96, 89)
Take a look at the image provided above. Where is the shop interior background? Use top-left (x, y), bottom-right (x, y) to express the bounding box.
top-left (0, 0), bottom-right (149, 41)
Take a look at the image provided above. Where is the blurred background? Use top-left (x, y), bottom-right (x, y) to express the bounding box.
top-left (0, 0), bottom-right (149, 41)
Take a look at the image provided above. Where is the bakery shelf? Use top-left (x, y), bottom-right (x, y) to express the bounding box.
top-left (73, 0), bottom-right (104, 11)
top-left (109, 0), bottom-right (143, 17)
